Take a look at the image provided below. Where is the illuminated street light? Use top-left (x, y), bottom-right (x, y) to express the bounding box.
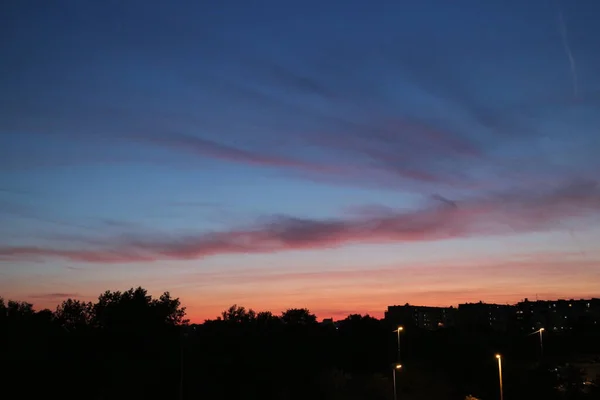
top-left (495, 354), bottom-right (503, 400)
top-left (530, 327), bottom-right (545, 359)
top-left (539, 328), bottom-right (544, 358)
top-left (393, 326), bottom-right (404, 362)
top-left (392, 364), bottom-right (402, 400)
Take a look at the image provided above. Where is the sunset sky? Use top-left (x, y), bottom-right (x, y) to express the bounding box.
top-left (1, 1), bottom-right (600, 322)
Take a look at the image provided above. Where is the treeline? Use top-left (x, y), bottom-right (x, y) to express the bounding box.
top-left (1, 287), bottom-right (598, 400)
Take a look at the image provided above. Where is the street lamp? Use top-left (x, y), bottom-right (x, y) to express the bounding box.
top-left (529, 327), bottom-right (545, 359)
top-left (538, 328), bottom-right (544, 358)
top-left (392, 364), bottom-right (402, 400)
top-left (393, 326), bottom-right (404, 362)
top-left (495, 354), bottom-right (503, 400)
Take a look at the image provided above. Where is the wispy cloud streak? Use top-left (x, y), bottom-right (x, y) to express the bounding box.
top-left (1, 180), bottom-right (598, 263)
top-left (557, 6), bottom-right (579, 98)
top-left (2, 32), bottom-right (595, 192)
top-left (30, 293), bottom-right (79, 300)
top-left (135, 132), bottom-right (339, 173)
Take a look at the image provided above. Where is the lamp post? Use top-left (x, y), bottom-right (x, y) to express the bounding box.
top-left (392, 364), bottom-right (402, 400)
top-left (495, 354), bottom-right (503, 400)
top-left (529, 327), bottom-right (545, 360)
top-left (538, 328), bottom-right (544, 358)
top-left (393, 326), bottom-right (404, 362)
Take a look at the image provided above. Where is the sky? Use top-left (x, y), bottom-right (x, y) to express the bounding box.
top-left (1, 0), bottom-right (600, 322)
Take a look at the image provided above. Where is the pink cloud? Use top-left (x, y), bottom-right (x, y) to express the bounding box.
top-left (29, 292), bottom-right (79, 300)
top-left (1, 180), bottom-right (599, 263)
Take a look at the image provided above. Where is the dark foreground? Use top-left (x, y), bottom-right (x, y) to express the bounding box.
top-left (2, 288), bottom-right (599, 400)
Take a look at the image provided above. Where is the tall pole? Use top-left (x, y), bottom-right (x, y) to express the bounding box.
top-left (496, 354), bottom-right (503, 400)
top-left (393, 368), bottom-right (397, 400)
top-left (397, 329), bottom-right (401, 361)
top-left (539, 328), bottom-right (544, 359)
top-left (395, 327), bottom-right (403, 362)
top-left (392, 364), bottom-right (401, 400)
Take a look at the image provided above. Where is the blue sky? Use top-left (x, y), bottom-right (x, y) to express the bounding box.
top-left (1, 0), bottom-right (600, 320)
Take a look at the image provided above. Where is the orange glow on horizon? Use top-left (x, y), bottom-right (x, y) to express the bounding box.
top-left (5, 248), bottom-right (599, 324)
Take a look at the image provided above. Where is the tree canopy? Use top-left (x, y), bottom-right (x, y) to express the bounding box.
top-left (1, 289), bottom-right (599, 400)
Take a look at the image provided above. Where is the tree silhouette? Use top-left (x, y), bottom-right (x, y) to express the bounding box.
top-left (0, 297), bottom-right (5, 326)
top-left (55, 298), bottom-right (93, 330)
top-left (1, 290), bottom-right (599, 400)
top-left (256, 310), bottom-right (280, 328)
top-left (281, 308), bottom-right (317, 325)
top-left (221, 304), bottom-right (256, 323)
top-left (92, 287), bottom-right (187, 331)
top-left (7, 299), bottom-right (34, 319)
top-left (154, 291), bottom-right (188, 326)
